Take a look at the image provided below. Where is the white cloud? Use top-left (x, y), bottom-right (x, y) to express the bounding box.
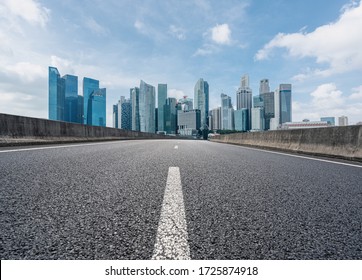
top-left (292, 83), bottom-right (362, 124)
top-left (5, 62), bottom-right (46, 82)
top-left (84, 17), bottom-right (109, 36)
top-left (211, 23), bottom-right (231, 45)
top-left (134, 20), bottom-right (145, 32)
top-left (255, 2), bottom-right (362, 76)
top-left (1, 0), bottom-right (49, 27)
top-left (169, 25), bottom-right (186, 40)
top-left (349, 85), bottom-right (362, 100)
top-left (169, 89), bottom-right (187, 100)
top-left (193, 44), bottom-right (219, 57)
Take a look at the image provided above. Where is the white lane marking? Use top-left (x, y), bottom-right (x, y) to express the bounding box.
top-left (152, 167), bottom-right (190, 260)
top-left (225, 144), bottom-right (362, 169)
top-left (174, 145), bottom-right (178, 149)
top-left (0, 141), bottom-right (130, 153)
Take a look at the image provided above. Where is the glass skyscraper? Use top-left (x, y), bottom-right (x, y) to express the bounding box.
top-left (194, 78), bottom-right (209, 128)
top-left (279, 84), bottom-right (292, 124)
top-left (234, 109), bottom-right (249, 132)
top-left (164, 97), bottom-right (177, 134)
top-left (88, 88), bottom-right (106, 127)
top-left (221, 93), bottom-right (234, 130)
top-left (157, 84), bottom-right (167, 132)
top-left (83, 77), bottom-right (100, 125)
top-left (63, 74), bottom-right (78, 123)
top-left (139, 80), bottom-right (156, 133)
top-left (236, 75), bottom-right (252, 131)
top-left (131, 87), bottom-right (140, 131)
top-left (48, 66), bottom-right (65, 121)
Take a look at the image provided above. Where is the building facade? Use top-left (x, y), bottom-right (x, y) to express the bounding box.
top-left (157, 84), bottom-right (167, 132)
top-left (139, 80), bottom-right (156, 133)
top-left (236, 74), bottom-right (252, 130)
top-left (83, 77), bottom-right (100, 125)
top-left (194, 78), bottom-right (209, 128)
top-left (338, 116), bottom-right (348, 126)
top-left (48, 66), bottom-right (65, 121)
top-left (88, 88), bottom-right (106, 127)
top-left (164, 97), bottom-right (177, 134)
top-left (251, 107), bottom-right (264, 131)
top-left (177, 109), bottom-right (201, 136)
top-left (131, 87), bottom-right (140, 131)
top-left (234, 109), bottom-right (249, 132)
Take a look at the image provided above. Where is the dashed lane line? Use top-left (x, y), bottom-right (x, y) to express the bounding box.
top-left (152, 167), bottom-right (190, 260)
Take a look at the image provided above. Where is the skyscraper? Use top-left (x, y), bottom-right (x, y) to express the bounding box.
top-left (131, 87), bottom-right (140, 131)
top-left (221, 93), bottom-right (234, 130)
top-left (157, 84), bottom-right (167, 132)
top-left (113, 96), bottom-right (132, 130)
top-left (48, 66), bottom-right (65, 121)
top-left (210, 107), bottom-right (221, 130)
top-left (251, 107), bottom-right (264, 131)
top-left (178, 109), bottom-right (201, 136)
top-left (234, 109), bottom-right (249, 132)
top-left (236, 74), bottom-right (252, 130)
top-left (83, 77), bottom-right (100, 125)
top-left (139, 80), bottom-right (156, 133)
top-left (194, 78), bottom-right (209, 128)
top-left (280, 84), bottom-right (292, 124)
top-left (263, 91), bottom-right (275, 130)
top-left (178, 96), bottom-right (193, 111)
top-left (88, 88), bottom-right (106, 127)
top-left (63, 74), bottom-right (78, 123)
top-left (113, 104), bottom-right (118, 128)
top-left (164, 97), bottom-right (177, 134)
top-left (259, 79), bottom-right (270, 95)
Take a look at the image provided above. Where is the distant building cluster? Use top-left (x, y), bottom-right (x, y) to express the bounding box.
top-left (48, 66), bottom-right (106, 127)
top-left (48, 66), bottom-right (351, 132)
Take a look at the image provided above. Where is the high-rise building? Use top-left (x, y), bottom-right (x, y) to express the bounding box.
top-left (114, 96), bottom-right (132, 130)
top-left (251, 107), bottom-right (264, 131)
top-left (234, 109), bottom-right (249, 132)
top-left (48, 66), bottom-right (65, 121)
top-left (221, 93), bottom-right (234, 130)
top-left (164, 97), bottom-right (177, 134)
top-left (139, 80), bottom-right (156, 133)
top-left (157, 84), bottom-right (167, 132)
top-left (177, 109), bottom-right (201, 136)
top-left (77, 95), bottom-right (84, 124)
top-left (88, 88), bottom-right (106, 127)
top-left (83, 77), bottom-right (100, 125)
top-left (321, 117), bottom-right (335, 126)
top-left (236, 74), bottom-right (252, 130)
top-left (259, 79), bottom-right (270, 95)
top-left (338, 116), bottom-right (348, 126)
top-left (131, 87), bottom-right (140, 131)
top-left (194, 78), bottom-right (209, 128)
top-left (263, 91), bottom-right (275, 130)
top-left (113, 104), bottom-right (118, 128)
top-left (253, 95), bottom-right (264, 108)
top-left (63, 74), bottom-right (78, 123)
top-left (280, 84), bottom-right (292, 124)
top-left (210, 107), bottom-right (221, 130)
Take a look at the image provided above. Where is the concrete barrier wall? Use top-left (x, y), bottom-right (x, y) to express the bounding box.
top-left (0, 113), bottom-right (179, 146)
top-left (210, 125), bottom-right (362, 161)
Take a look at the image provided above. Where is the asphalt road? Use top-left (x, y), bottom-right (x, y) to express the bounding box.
top-left (0, 140), bottom-right (361, 259)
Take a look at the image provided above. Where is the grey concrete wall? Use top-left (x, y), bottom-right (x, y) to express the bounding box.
top-left (210, 125), bottom-right (362, 161)
top-left (0, 113), bottom-right (179, 146)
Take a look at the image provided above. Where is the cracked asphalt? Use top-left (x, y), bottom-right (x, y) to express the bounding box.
top-left (0, 139), bottom-right (361, 259)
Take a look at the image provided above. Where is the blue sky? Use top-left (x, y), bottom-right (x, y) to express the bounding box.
top-left (1, 0), bottom-right (361, 126)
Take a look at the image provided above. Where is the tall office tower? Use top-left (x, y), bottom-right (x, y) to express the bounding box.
top-left (210, 107), bottom-right (221, 130)
top-left (164, 97), bottom-right (177, 134)
top-left (321, 117), bottom-right (335, 126)
top-left (121, 99), bottom-right (132, 130)
top-left (236, 74), bottom-right (252, 130)
top-left (157, 84), bottom-right (167, 132)
top-left (113, 104), bottom-right (118, 128)
top-left (178, 96), bottom-right (193, 111)
top-left (253, 95), bottom-right (264, 108)
top-left (338, 116), bottom-right (348, 126)
top-left (88, 88), bottom-right (106, 126)
top-left (194, 78), bottom-right (209, 127)
top-left (263, 91), bottom-right (275, 130)
top-left (221, 93), bottom-right (234, 130)
top-left (270, 88), bottom-right (280, 130)
top-left (251, 107), bottom-right (264, 131)
top-left (63, 74), bottom-right (78, 123)
top-left (178, 109), bottom-right (201, 136)
top-left (234, 109), bottom-right (249, 132)
top-left (83, 77), bottom-right (100, 125)
top-left (77, 95), bottom-right (84, 124)
top-left (259, 79), bottom-right (270, 95)
top-left (48, 66), bottom-right (65, 121)
top-left (280, 84), bottom-right (292, 124)
top-left (139, 80), bottom-right (156, 133)
top-left (131, 87), bottom-right (140, 131)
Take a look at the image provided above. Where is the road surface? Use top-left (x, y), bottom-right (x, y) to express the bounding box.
top-left (0, 140), bottom-right (361, 259)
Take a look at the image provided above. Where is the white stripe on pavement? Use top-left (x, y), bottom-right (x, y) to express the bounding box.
top-left (174, 145), bottom-right (178, 149)
top-left (152, 167), bottom-right (190, 260)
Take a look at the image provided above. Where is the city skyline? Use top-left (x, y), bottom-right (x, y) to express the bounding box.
top-left (1, 0), bottom-right (362, 126)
